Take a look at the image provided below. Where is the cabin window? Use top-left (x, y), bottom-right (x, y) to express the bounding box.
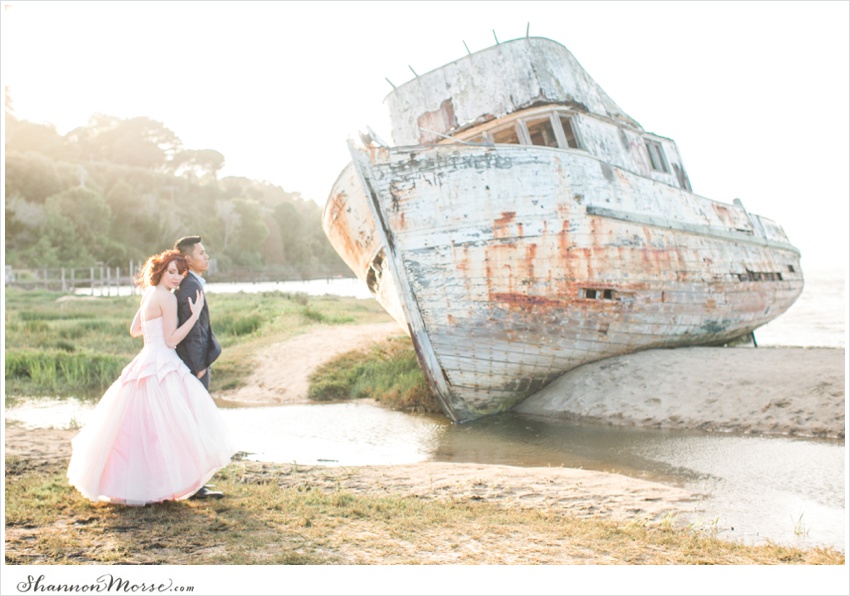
top-left (645, 140), bottom-right (669, 173)
top-left (582, 288), bottom-right (618, 300)
top-left (672, 163), bottom-right (692, 191)
top-left (737, 270), bottom-right (784, 282)
top-left (559, 115), bottom-right (580, 149)
top-left (491, 124), bottom-right (520, 145)
top-left (456, 110), bottom-right (584, 150)
top-left (526, 116), bottom-right (559, 148)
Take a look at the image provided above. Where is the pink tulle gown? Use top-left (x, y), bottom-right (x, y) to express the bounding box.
top-left (67, 316), bottom-right (235, 506)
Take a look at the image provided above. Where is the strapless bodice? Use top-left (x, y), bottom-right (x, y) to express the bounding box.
top-left (142, 317), bottom-right (167, 348)
top-left (119, 317), bottom-right (187, 384)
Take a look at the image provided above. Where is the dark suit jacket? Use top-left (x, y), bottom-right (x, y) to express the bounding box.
top-left (174, 272), bottom-right (221, 377)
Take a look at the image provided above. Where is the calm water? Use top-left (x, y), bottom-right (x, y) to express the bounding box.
top-left (8, 268), bottom-right (847, 550)
top-left (753, 267), bottom-right (845, 349)
top-left (74, 277), bottom-right (375, 300)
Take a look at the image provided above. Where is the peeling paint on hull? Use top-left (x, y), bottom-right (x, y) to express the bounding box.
top-left (322, 38), bottom-right (803, 423)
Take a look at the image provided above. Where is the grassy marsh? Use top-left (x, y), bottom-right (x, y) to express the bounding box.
top-left (4, 287), bottom-right (393, 401)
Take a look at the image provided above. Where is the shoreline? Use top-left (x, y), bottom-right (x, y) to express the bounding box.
top-left (4, 328), bottom-right (845, 553)
top-left (3, 423), bottom-right (703, 528)
top-left (209, 320), bottom-right (845, 439)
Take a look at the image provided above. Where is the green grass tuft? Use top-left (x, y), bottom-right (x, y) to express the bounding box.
top-left (308, 336), bottom-right (440, 414)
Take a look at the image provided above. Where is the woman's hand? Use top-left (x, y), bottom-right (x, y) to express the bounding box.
top-left (188, 290), bottom-right (205, 319)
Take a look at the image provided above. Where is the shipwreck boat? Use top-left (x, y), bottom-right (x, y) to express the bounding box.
top-left (322, 36), bottom-right (804, 423)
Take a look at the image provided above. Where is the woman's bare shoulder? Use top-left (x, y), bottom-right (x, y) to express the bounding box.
top-left (141, 287), bottom-right (176, 317)
top-left (158, 287), bottom-right (178, 306)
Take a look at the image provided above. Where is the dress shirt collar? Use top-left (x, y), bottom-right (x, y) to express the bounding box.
top-left (188, 270), bottom-right (206, 286)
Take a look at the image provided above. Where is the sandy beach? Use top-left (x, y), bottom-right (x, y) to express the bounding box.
top-left (5, 322), bottom-right (845, 529)
top-left (516, 345), bottom-right (845, 439)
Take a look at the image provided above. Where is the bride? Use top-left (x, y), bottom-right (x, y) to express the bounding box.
top-left (67, 249), bottom-right (235, 506)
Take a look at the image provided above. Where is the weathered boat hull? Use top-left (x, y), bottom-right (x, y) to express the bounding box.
top-left (324, 143), bottom-right (803, 422)
top-left (323, 36), bottom-right (803, 422)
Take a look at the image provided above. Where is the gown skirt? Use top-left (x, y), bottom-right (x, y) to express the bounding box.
top-left (67, 317), bottom-right (236, 506)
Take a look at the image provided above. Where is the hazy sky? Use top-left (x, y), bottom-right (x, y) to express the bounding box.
top-left (2, 0), bottom-right (848, 273)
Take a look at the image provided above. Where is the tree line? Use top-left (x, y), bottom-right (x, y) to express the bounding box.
top-left (4, 93), bottom-right (348, 279)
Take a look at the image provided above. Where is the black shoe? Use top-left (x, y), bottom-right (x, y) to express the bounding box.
top-left (191, 486), bottom-right (224, 499)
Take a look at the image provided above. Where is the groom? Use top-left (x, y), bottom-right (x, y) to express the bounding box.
top-left (174, 235), bottom-right (224, 500)
top-left (174, 235), bottom-right (222, 391)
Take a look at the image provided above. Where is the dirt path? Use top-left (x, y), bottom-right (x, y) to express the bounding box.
top-left (213, 322), bottom-right (403, 407)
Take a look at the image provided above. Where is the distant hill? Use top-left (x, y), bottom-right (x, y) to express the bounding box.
top-left (4, 109), bottom-right (347, 278)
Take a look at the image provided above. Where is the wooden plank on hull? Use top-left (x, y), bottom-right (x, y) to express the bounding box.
top-left (347, 141), bottom-right (460, 422)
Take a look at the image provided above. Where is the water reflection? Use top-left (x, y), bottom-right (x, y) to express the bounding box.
top-left (432, 412), bottom-right (711, 484)
top-left (452, 412), bottom-right (845, 549)
top-left (74, 277), bottom-right (374, 299)
top-left (205, 277), bottom-right (374, 299)
top-left (223, 402), bottom-right (443, 466)
top-left (4, 396), bottom-right (94, 430)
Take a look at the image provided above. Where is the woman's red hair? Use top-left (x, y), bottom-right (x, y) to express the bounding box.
top-left (134, 250), bottom-right (188, 288)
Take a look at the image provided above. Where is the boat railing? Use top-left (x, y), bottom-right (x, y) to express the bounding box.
top-left (419, 127), bottom-right (495, 147)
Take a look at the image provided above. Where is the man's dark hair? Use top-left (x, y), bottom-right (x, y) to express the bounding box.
top-left (174, 235), bottom-right (202, 256)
